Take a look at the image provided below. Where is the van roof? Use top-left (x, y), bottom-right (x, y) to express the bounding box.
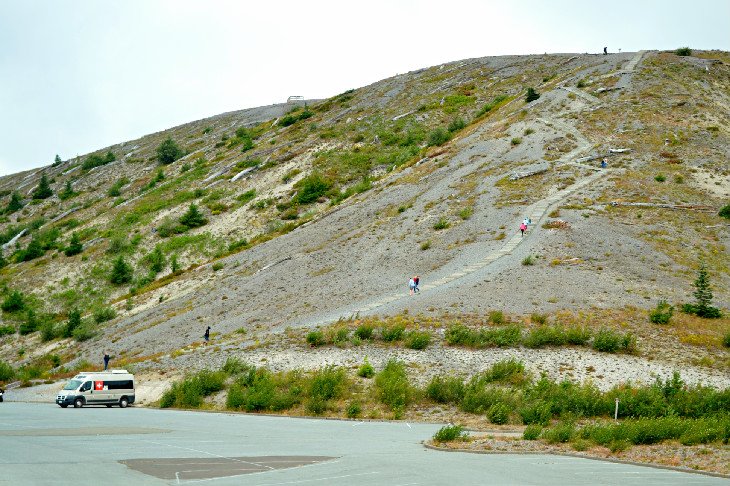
top-left (73, 370), bottom-right (132, 378)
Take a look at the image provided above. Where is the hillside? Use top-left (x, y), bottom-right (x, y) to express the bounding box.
top-left (1, 49), bottom-right (729, 396)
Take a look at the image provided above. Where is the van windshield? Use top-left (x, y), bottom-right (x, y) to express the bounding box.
top-left (63, 380), bottom-right (83, 391)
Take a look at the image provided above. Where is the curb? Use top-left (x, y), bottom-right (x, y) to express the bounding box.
top-left (423, 442), bottom-right (730, 479)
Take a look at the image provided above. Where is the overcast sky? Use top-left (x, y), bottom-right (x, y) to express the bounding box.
top-left (1, 0), bottom-right (728, 176)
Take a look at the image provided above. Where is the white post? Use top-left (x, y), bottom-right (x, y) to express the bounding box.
top-left (614, 398), bottom-right (619, 421)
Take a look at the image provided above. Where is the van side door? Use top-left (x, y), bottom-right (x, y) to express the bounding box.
top-left (80, 381), bottom-right (93, 403)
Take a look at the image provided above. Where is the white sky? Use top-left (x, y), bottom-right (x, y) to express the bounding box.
top-left (1, 0), bottom-right (728, 176)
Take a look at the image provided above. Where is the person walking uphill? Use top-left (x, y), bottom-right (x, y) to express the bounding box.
top-left (408, 277), bottom-right (415, 296)
top-left (103, 351), bottom-right (111, 371)
top-left (204, 326), bottom-right (211, 343)
top-left (520, 222), bottom-right (527, 237)
top-left (414, 275), bottom-right (420, 293)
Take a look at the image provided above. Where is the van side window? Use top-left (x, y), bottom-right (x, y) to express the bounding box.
top-left (81, 381), bottom-right (92, 392)
top-left (106, 380), bottom-right (133, 390)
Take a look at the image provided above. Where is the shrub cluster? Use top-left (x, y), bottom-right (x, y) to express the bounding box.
top-left (433, 424), bottom-right (467, 442)
top-left (307, 322), bottom-right (433, 350)
top-left (160, 370), bottom-right (226, 408)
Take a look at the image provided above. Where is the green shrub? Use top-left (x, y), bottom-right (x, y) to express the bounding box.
top-left (433, 424), bottom-right (467, 442)
top-left (380, 323), bottom-right (405, 342)
top-left (405, 331), bottom-right (431, 350)
top-left (523, 424), bottom-right (542, 440)
top-left (346, 401), bottom-right (362, 418)
top-left (222, 357), bottom-right (253, 375)
top-left (525, 87), bottom-right (540, 103)
top-left (487, 402), bottom-right (511, 424)
top-left (485, 359), bottom-right (527, 384)
top-left (156, 138), bottom-right (184, 164)
top-left (530, 313), bottom-right (547, 325)
top-left (63, 308), bottom-right (82, 338)
top-left (461, 384), bottom-right (512, 415)
top-left (426, 375), bottom-right (465, 404)
top-left (723, 331), bottom-right (730, 348)
top-left (510, 137), bottom-right (522, 146)
top-left (306, 331), bottom-right (325, 347)
top-left (654, 174), bottom-right (666, 182)
top-left (427, 128), bottom-right (451, 147)
top-left (649, 300), bottom-right (673, 324)
top-left (489, 311), bottom-right (505, 324)
top-left (565, 326), bottom-right (592, 345)
top-left (354, 323), bottom-right (374, 340)
top-left (72, 322), bottom-right (96, 342)
top-left (459, 208), bottom-right (472, 220)
top-left (293, 172), bottom-right (332, 205)
top-left (161, 369), bottom-right (226, 408)
top-left (357, 358), bottom-right (375, 378)
top-left (592, 328), bottom-right (622, 353)
top-left (0, 325), bottom-right (15, 336)
top-left (519, 401), bottom-right (552, 425)
top-left (309, 366), bottom-right (347, 403)
top-left (19, 309), bottom-right (38, 335)
top-left (719, 204), bottom-right (730, 220)
top-left (522, 255), bottom-right (534, 266)
top-left (543, 422), bottom-right (575, 443)
top-left (476, 94), bottom-right (508, 117)
top-left (433, 218), bottom-right (450, 230)
top-left (0, 360), bottom-right (15, 381)
top-left (93, 307), bottom-right (116, 323)
top-left (375, 360), bottom-right (412, 414)
top-left (675, 47), bottom-right (692, 56)
top-left (447, 117), bottom-right (466, 133)
top-left (444, 324), bottom-right (521, 348)
top-left (523, 325), bottom-right (567, 348)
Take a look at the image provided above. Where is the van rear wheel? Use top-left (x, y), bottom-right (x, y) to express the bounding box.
top-left (73, 398), bottom-right (84, 408)
top-left (119, 397), bottom-right (128, 408)
top-left (106, 404), bottom-right (112, 408)
top-left (59, 404), bottom-right (68, 408)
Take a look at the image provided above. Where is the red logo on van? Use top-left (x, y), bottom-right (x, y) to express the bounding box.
top-left (94, 381), bottom-right (104, 391)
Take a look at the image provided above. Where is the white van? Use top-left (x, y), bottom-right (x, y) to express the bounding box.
top-left (56, 370), bottom-right (135, 408)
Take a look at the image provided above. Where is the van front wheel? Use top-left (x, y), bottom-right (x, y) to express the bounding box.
top-left (73, 398), bottom-right (84, 408)
top-left (119, 397), bottom-right (128, 408)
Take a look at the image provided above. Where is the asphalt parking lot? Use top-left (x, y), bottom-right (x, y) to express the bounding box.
top-left (0, 403), bottom-right (726, 485)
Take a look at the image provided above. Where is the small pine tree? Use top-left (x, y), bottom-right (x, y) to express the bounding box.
top-left (1, 290), bottom-right (25, 312)
top-left (525, 87), bottom-right (540, 103)
top-left (719, 204), bottom-right (730, 220)
top-left (147, 246), bottom-right (166, 274)
top-left (6, 192), bottom-right (23, 213)
top-left (32, 174), bottom-right (53, 200)
top-left (64, 232), bottom-right (83, 256)
top-left (0, 251), bottom-right (6, 269)
top-left (19, 309), bottom-right (38, 335)
top-left (59, 180), bottom-right (75, 200)
top-left (692, 264), bottom-right (721, 318)
top-left (53, 154), bottom-right (62, 166)
top-left (179, 203), bottom-right (208, 228)
top-left (104, 151), bottom-right (116, 164)
top-left (109, 256), bottom-right (133, 284)
top-left (64, 308), bottom-right (82, 338)
top-left (156, 137), bottom-right (184, 165)
top-left (18, 237), bottom-right (44, 262)
top-left (171, 254), bottom-right (180, 273)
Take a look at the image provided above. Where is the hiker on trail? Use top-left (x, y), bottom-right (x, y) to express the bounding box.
top-left (408, 277), bottom-right (416, 296)
top-left (414, 275), bottom-right (420, 293)
top-left (103, 351), bottom-right (111, 371)
top-left (601, 158), bottom-right (607, 168)
top-left (204, 326), bottom-right (211, 343)
top-left (603, 47), bottom-right (608, 55)
top-left (522, 217), bottom-right (531, 226)
top-left (520, 222), bottom-right (527, 237)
